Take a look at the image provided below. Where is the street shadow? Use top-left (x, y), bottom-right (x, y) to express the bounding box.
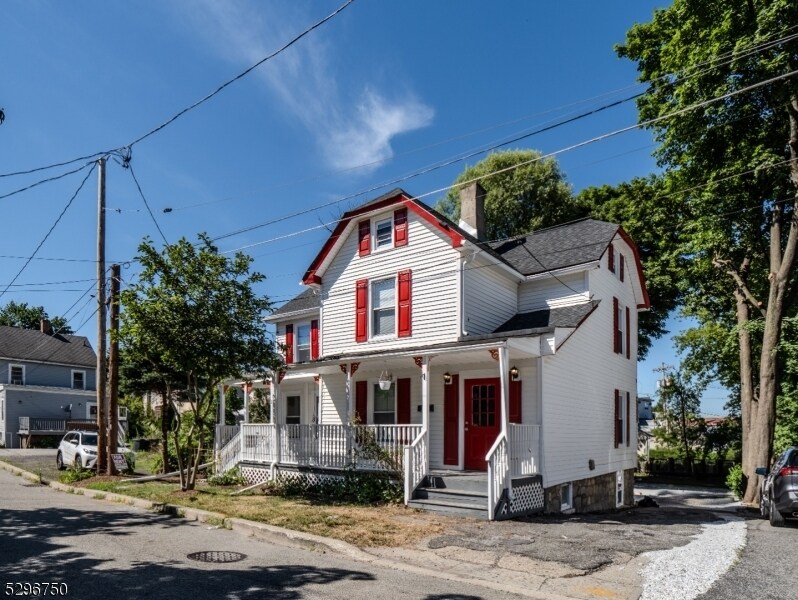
top-left (0, 507), bottom-right (375, 600)
top-left (425, 596), bottom-right (484, 600)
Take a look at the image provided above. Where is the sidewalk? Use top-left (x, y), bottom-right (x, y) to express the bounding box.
top-left (0, 455), bottom-right (748, 600)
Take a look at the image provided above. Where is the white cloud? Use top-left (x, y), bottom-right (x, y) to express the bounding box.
top-left (176, 1), bottom-right (434, 173)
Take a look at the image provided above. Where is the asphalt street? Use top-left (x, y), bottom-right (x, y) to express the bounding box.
top-left (0, 468), bottom-right (527, 600)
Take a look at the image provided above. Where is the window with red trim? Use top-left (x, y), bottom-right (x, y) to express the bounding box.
top-left (285, 324), bottom-right (294, 364)
top-left (614, 389), bottom-right (631, 448)
top-left (354, 271), bottom-right (412, 342)
top-left (613, 297), bottom-right (629, 358)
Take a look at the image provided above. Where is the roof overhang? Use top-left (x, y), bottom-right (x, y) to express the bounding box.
top-left (263, 307), bottom-right (319, 323)
top-left (616, 227), bottom-right (651, 310)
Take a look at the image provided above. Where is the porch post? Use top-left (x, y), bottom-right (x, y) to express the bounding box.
top-left (243, 383), bottom-right (250, 424)
top-left (270, 373), bottom-right (281, 465)
top-left (344, 364), bottom-right (352, 458)
top-left (498, 346), bottom-right (509, 436)
top-left (421, 356), bottom-right (430, 473)
top-left (215, 383), bottom-right (225, 458)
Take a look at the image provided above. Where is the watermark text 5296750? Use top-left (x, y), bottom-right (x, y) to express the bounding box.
top-left (5, 583), bottom-right (68, 596)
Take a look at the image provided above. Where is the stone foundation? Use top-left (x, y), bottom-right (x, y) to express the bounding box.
top-left (544, 468), bottom-right (635, 514)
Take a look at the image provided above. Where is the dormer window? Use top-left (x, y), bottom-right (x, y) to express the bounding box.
top-left (357, 208), bottom-right (409, 257)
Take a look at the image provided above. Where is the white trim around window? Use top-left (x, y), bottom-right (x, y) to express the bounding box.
top-left (295, 322), bottom-right (311, 363)
top-left (9, 364), bottom-right (25, 385)
top-left (71, 369), bottom-right (86, 390)
top-left (373, 216), bottom-right (394, 251)
top-left (371, 277), bottom-right (396, 338)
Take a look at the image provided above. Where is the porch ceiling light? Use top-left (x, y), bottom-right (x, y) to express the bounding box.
top-left (443, 372), bottom-right (452, 385)
top-left (509, 365), bottom-right (520, 381)
top-left (378, 370), bottom-right (393, 391)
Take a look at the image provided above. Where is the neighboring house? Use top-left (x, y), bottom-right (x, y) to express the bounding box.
top-left (0, 322), bottom-right (97, 448)
top-left (637, 395), bottom-right (656, 457)
top-left (217, 184), bottom-right (648, 519)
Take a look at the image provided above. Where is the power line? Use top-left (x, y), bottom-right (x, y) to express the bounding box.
top-left (0, 161), bottom-right (94, 201)
top-left (0, 164), bottom-right (96, 303)
top-left (127, 162), bottom-right (169, 245)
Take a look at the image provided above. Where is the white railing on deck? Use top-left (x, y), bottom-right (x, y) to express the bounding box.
top-left (215, 425), bottom-right (240, 449)
top-left (486, 433), bottom-right (509, 521)
top-left (508, 424), bottom-right (540, 476)
top-left (404, 429), bottom-right (428, 504)
top-left (232, 423), bottom-right (422, 473)
top-left (218, 431), bottom-right (242, 474)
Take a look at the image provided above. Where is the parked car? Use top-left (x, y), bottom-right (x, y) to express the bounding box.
top-left (757, 446), bottom-right (798, 527)
top-left (56, 430), bottom-right (134, 471)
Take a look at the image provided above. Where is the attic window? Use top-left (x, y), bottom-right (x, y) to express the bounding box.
top-left (374, 218), bottom-right (393, 249)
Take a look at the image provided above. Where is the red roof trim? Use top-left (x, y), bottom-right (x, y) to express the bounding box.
top-left (616, 227), bottom-right (651, 310)
top-left (302, 192), bottom-right (464, 284)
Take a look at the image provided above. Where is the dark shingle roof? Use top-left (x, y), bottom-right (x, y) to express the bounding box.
top-left (270, 288), bottom-right (321, 318)
top-left (493, 301), bottom-right (600, 335)
top-left (0, 326), bottom-right (96, 367)
top-left (487, 219), bottom-right (618, 276)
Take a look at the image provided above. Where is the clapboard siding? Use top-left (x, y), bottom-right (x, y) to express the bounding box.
top-left (319, 375), bottom-right (347, 425)
top-left (463, 256), bottom-right (518, 335)
top-left (321, 210), bottom-right (461, 355)
top-left (518, 272), bottom-right (588, 313)
top-left (540, 238), bottom-right (638, 488)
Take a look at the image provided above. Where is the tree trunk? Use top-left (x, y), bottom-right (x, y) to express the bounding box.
top-left (160, 385), bottom-right (171, 474)
top-left (737, 290), bottom-right (758, 504)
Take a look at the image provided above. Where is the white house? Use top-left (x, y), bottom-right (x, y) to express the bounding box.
top-left (217, 184), bottom-right (648, 520)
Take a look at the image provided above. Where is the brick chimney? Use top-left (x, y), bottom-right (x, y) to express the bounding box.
top-left (458, 182), bottom-right (486, 241)
top-left (40, 319), bottom-right (52, 335)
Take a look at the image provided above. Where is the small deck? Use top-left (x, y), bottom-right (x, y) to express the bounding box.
top-left (17, 417), bottom-right (97, 448)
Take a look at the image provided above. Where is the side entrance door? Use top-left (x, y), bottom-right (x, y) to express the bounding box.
top-left (463, 378), bottom-right (501, 470)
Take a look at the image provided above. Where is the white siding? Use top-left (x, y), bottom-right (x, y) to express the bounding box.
top-left (462, 255), bottom-right (518, 335)
top-left (518, 272), bottom-right (588, 313)
top-left (320, 375), bottom-right (347, 425)
top-left (540, 250), bottom-right (638, 488)
top-left (321, 210), bottom-right (462, 355)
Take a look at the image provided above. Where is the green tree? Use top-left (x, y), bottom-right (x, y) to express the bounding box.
top-left (618, 0), bottom-right (798, 503)
top-left (223, 386), bottom-right (244, 425)
top-left (0, 301), bottom-right (72, 334)
top-left (436, 149), bottom-right (578, 240)
top-left (118, 234), bottom-right (282, 490)
top-left (654, 370), bottom-right (706, 472)
top-left (248, 387), bottom-right (271, 423)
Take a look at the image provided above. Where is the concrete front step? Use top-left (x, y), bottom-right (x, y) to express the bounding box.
top-left (407, 496), bottom-right (489, 519)
top-left (414, 487), bottom-right (487, 508)
top-left (411, 471), bottom-right (490, 519)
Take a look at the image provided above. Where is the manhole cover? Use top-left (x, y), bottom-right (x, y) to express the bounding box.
top-left (187, 551), bottom-right (247, 563)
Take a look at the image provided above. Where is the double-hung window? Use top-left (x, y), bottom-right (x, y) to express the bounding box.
top-left (296, 324), bottom-right (311, 363)
top-left (9, 365), bottom-right (24, 385)
top-left (372, 278), bottom-right (396, 337)
top-left (374, 217), bottom-right (393, 250)
top-left (285, 396), bottom-right (301, 425)
top-left (72, 370), bottom-right (85, 390)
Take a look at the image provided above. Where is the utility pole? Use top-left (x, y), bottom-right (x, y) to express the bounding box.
top-left (107, 263), bottom-right (120, 475)
top-left (96, 158), bottom-right (107, 473)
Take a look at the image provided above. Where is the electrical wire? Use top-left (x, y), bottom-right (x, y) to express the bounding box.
top-left (127, 163), bottom-right (169, 245)
top-left (0, 161), bottom-right (94, 201)
top-left (0, 163), bottom-right (97, 303)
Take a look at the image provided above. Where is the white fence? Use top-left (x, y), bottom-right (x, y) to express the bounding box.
top-left (508, 424), bottom-right (540, 476)
top-left (486, 433), bottom-right (509, 520)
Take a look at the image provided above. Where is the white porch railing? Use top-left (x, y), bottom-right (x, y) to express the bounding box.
top-left (403, 429), bottom-right (428, 504)
top-left (215, 425), bottom-right (240, 449)
top-left (218, 431), bottom-right (242, 474)
top-left (486, 432), bottom-right (510, 521)
top-left (508, 424), bottom-right (540, 476)
top-left (228, 423), bottom-right (422, 473)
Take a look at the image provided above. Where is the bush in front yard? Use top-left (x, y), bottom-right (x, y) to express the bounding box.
top-left (726, 463), bottom-right (744, 499)
top-left (59, 463), bottom-right (95, 485)
top-left (267, 469), bottom-right (402, 505)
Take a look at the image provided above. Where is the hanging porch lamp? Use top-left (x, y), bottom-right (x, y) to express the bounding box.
top-left (378, 370), bottom-right (393, 391)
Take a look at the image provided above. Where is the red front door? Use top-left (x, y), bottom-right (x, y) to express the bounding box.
top-left (464, 378), bottom-right (501, 471)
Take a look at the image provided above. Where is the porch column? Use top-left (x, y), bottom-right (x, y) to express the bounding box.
top-left (270, 372), bottom-right (281, 465)
top-left (344, 364), bottom-right (352, 458)
top-left (498, 345), bottom-right (509, 436)
top-left (421, 356), bottom-right (430, 473)
top-left (215, 383), bottom-right (225, 457)
top-left (243, 383), bottom-right (250, 424)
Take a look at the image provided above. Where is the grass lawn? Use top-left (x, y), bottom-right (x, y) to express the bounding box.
top-left (80, 479), bottom-right (452, 547)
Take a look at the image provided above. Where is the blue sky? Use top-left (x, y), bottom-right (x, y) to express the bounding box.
top-left (0, 1), bottom-right (730, 414)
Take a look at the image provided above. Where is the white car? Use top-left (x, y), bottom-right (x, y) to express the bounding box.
top-left (56, 430), bottom-right (133, 470)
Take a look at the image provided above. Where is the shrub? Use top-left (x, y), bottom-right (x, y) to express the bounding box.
top-left (59, 462), bottom-right (94, 485)
top-left (726, 463), bottom-right (744, 499)
top-left (267, 469), bottom-right (402, 505)
top-left (208, 467), bottom-right (247, 487)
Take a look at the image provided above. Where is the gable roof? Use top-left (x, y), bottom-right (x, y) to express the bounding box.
top-left (0, 326), bottom-right (96, 367)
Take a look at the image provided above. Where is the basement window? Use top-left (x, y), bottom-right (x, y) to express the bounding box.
top-left (560, 483), bottom-right (573, 511)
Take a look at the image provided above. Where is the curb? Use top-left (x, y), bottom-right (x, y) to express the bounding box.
top-left (0, 459), bottom-right (571, 600)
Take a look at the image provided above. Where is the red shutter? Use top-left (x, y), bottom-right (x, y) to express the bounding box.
top-left (625, 306), bottom-right (631, 359)
top-left (612, 297), bottom-right (620, 354)
top-left (614, 389), bottom-right (620, 448)
top-left (355, 279), bottom-right (368, 342)
top-left (443, 374), bottom-right (459, 465)
top-left (626, 392), bottom-right (631, 447)
top-left (310, 319), bottom-right (319, 360)
top-left (509, 380), bottom-right (522, 424)
top-left (397, 378), bottom-right (411, 424)
top-left (397, 270), bottom-right (412, 337)
top-left (620, 255), bottom-right (625, 282)
top-left (355, 380), bottom-right (368, 424)
top-left (285, 324), bottom-right (294, 364)
top-left (608, 242), bottom-right (615, 273)
top-left (358, 220), bottom-right (371, 256)
top-left (394, 208), bottom-right (408, 247)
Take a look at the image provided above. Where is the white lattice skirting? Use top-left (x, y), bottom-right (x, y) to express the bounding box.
top-left (239, 463), bottom-right (349, 487)
top-left (497, 475), bottom-right (545, 520)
